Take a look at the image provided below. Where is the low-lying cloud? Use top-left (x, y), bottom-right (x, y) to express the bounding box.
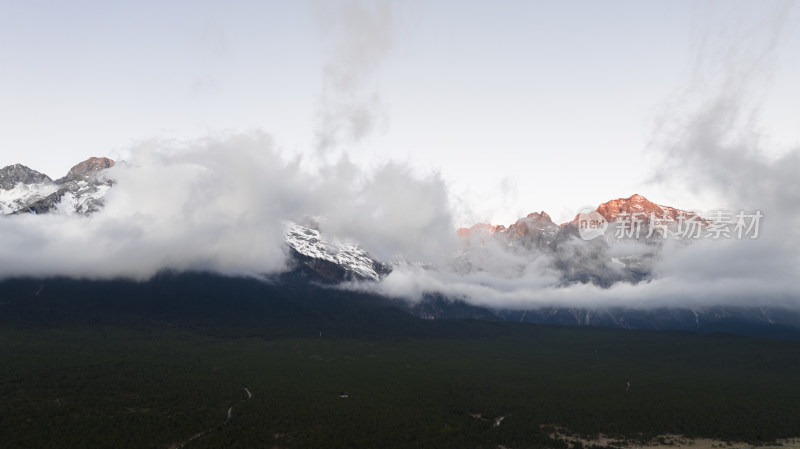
top-left (1, 2), bottom-right (797, 313)
top-left (0, 132), bottom-right (456, 280)
top-left (348, 2), bottom-right (800, 310)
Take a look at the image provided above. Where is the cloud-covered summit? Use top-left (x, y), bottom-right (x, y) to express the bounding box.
top-left (0, 3), bottom-right (797, 314)
top-left (0, 132), bottom-right (456, 280)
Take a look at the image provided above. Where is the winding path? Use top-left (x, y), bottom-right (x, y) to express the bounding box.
top-left (172, 387), bottom-right (253, 449)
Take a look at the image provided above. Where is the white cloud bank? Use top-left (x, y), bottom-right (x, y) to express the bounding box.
top-left (0, 132), bottom-right (456, 280)
top-left (351, 2), bottom-right (800, 310)
top-left (1, 2), bottom-right (797, 312)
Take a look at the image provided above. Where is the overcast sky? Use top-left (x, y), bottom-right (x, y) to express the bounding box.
top-left (1, 0), bottom-right (799, 310)
top-left (2, 0), bottom-right (799, 225)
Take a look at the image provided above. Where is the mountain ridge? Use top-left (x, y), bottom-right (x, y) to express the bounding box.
top-left (0, 156), bottom-right (115, 215)
top-left (1, 157), bottom-right (795, 340)
top-left (459, 193), bottom-right (704, 233)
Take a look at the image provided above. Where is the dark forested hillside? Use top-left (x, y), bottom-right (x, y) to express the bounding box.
top-left (1, 273), bottom-right (799, 449)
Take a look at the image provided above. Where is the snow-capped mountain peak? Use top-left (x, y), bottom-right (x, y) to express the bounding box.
top-left (595, 193), bottom-right (705, 225)
top-left (0, 157), bottom-right (115, 215)
top-left (61, 157), bottom-right (115, 183)
top-left (284, 221), bottom-right (391, 282)
top-left (0, 180), bottom-right (59, 215)
top-left (0, 164), bottom-right (53, 189)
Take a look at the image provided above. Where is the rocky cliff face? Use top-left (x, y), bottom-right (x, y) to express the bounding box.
top-left (0, 157), bottom-right (115, 215)
top-left (458, 211), bottom-right (559, 250)
top-left (284, 221), bottom-right (392, 283)
top-left (455, 194), bottom-right (713, 286)
top-left (0, 157), bottom-right (694, 288)
top-left (60, 157), bottom-right (115, 182)
top-left (3, 158), bottom-right (793, 338)
top-left (0, 164), bottom-right (53, 190)
top-left (597, 193), bottom-right (676, 221)
top-left (1, 156), bottom-right (392, 284)
top-left (570, 193), bottom-right (709, 241)
top-left (462, 193), bottom-right (706, 246)
top-left (0, 164), bottom-right (59, 214)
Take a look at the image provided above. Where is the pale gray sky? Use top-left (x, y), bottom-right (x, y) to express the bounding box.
top-left (1, 0), bottom-right (798, 225)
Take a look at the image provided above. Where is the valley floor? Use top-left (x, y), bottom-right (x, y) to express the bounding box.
top-left (2, 320), bottom-right (800, 449)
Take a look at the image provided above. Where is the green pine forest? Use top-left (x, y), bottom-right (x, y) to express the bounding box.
top-left (3, 322), bottom-right (800, 448)
top-left (1, 275), bottom-right (799, 449)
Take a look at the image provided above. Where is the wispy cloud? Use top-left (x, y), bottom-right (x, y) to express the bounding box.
top-left (313, 0), bottom-right (394, 152)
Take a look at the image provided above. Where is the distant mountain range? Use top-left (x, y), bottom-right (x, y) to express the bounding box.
top-left (2, 157), bottom-right (798, 340)
top-left (0, 157), bottom-right (114, 215)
